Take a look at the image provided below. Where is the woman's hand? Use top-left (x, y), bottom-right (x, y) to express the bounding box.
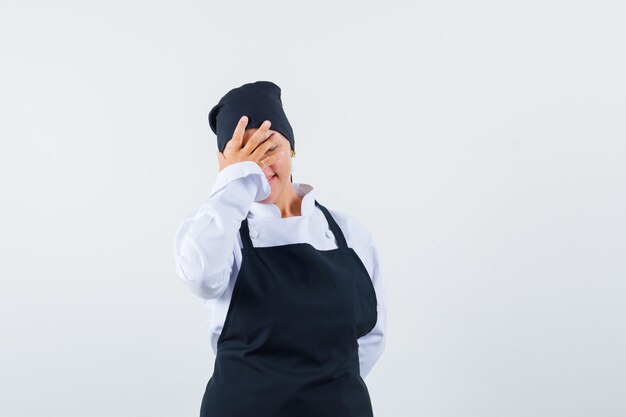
top-left (216, 115), bottom-right (284, 172)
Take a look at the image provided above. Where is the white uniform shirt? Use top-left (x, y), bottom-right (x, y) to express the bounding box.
top-left (173, 161), bottom-right (387, 379)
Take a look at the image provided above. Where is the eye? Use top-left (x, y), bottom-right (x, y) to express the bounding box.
top-left (269, 146), bottom-right (277, 151)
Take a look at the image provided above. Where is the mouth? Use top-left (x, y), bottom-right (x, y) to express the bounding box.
top-left (266, 174), bottom-right (276, 183)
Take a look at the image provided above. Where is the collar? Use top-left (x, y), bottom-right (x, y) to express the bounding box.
top-left (248, 182), bottom-right (316, 219)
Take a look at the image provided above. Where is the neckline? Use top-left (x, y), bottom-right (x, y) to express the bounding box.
top-left (248, 182), bottom-right (315, 219)
top-left (239, 200), bottom-right (350, 256)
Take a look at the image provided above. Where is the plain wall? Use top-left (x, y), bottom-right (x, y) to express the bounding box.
top-left (1, 0), bottom-right (625, 416)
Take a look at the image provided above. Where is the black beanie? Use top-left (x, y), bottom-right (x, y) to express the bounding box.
top-left (208, 81), bottom-right (295, 154)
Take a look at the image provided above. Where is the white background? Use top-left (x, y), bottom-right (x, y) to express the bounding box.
top-left (1, 1), bottom-right (625, 416)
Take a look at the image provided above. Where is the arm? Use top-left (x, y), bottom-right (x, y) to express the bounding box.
top-left (357, 236), bottom-right (388, 379)
top-left (173, 161), bottom-right (270, 299)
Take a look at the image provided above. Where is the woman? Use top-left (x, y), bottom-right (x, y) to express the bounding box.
top-left (173, 81), bottom-right (387, 417)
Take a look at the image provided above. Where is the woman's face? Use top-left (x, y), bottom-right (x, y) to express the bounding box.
top-left (242, 128), bottom-right (292, 202)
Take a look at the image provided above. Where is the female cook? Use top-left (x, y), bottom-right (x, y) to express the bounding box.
top-left (173, 80), bottom-right (387, 417)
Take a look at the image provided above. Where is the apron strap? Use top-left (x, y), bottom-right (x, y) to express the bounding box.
top-left (239, 217), bottom-right (255, 256)
top-left (314, 200), bottom-right (350, 254)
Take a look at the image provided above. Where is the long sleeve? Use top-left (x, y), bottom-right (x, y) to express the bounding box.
top-left (357, 236), bottom-right (388, 379)
top-left (173, 161), bottom-right (271, 299)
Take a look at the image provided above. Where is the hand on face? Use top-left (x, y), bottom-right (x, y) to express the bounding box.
top-left (216, 115), bottom-right (285, 172)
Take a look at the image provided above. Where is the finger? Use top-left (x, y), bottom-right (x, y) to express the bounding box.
top-left (250, 134), bottom-right (278, 159)
top-left (229, 115), bottom-right (249, 151)
top-left (250, 131), bottom-right (272, 159)
top-left (259, 150), bottom-right (285, 168)
top-left (243, 120), bottom-right (272, 154)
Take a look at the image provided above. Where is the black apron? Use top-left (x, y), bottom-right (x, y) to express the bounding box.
top-left (200, 200), bottom-right (378, 417)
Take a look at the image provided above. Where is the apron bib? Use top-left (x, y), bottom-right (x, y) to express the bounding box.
top-left (200, 200), bottom-right (378, 417)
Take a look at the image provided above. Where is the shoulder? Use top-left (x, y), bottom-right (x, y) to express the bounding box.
top-left (324, 206), bottom-right (373, 250)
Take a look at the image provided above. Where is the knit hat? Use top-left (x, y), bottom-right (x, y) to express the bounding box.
top-left (208, 81), bottom-right (295, 154)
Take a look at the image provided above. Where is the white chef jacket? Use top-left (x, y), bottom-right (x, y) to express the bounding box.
top-left (173, 160), bottom-right (387, 379)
